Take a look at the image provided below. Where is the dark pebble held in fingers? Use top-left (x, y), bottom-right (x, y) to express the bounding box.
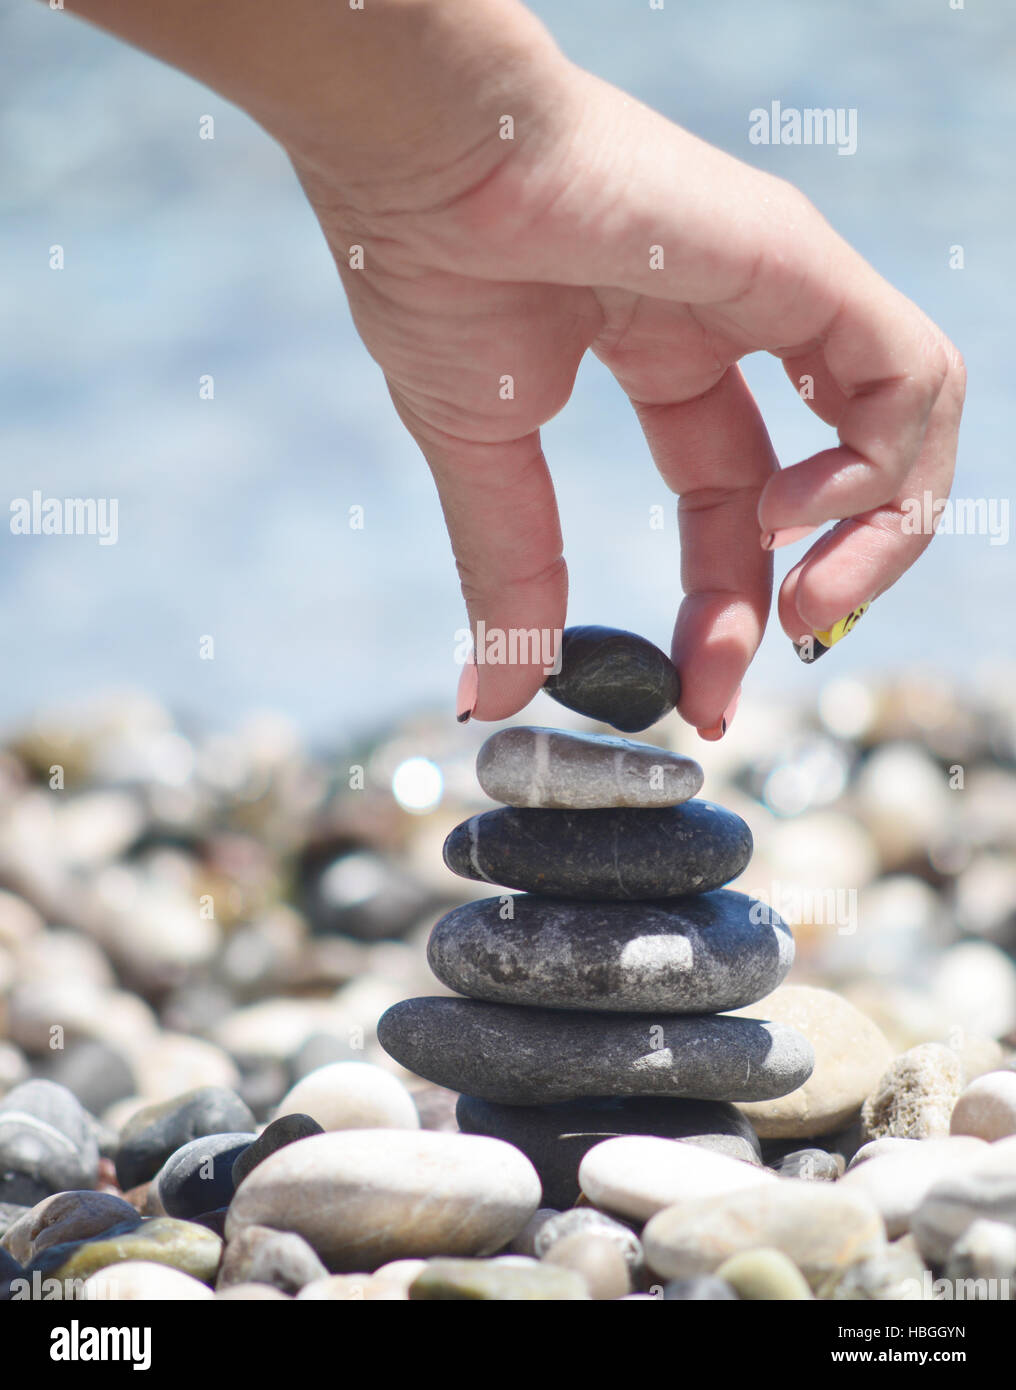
top-left (442, 800), bottom-right (752, 899)
top-left (377, 997), bottom-right (814, 1106)
top-left (542, 626), bottom-right (681, 733)
top-left (427, 889), bottom-right (792, 1012)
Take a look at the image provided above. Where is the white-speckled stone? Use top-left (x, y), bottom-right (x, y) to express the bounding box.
top-left (861, 1043), bottom-right (964, 1141)
top-left (227, 1129), bottom-right (541, 1271)
top-left (950, 1071), bottom-right (1016, 1142)
top-left (273, 1061), bottom-right (419, 1132)
top-left (476, 727), bottom-right (703, 810)
top-left (578, 1136), bottom-right (774, 1222)
top-left (80, 1261), bottom-right (215, 1300)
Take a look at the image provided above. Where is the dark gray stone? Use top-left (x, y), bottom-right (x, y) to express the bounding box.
top-left (543, 626), bottom-right (680, 733)
top-left (457, 1094), bottom-right (762, 1209)
top-left (532, 1208), bottom-right (644, 1274)
top-left (442, 800), bottom-right (752, 899)
top-left (476, 726), bottom-right (702, 809)
top-left (36, 1040), bottom-right (136, 1117)
top-left (428, 890), bottom-right (792, 1013)
top-left (155, 1132), bottom-right (255, 1220)
top-left (114, 1086), bottom-right (257, 1191)
top-left (217, 1223), bottom-right (328, 1294)
top-left (663, 1276), bottom-right (739, 1300)
top-left (378, 997), bottom-right (814, 1105)
top-left (232, 1113), bottom-right (324, 1190)
top-left (0, 1080), bottom-right (99, 1205)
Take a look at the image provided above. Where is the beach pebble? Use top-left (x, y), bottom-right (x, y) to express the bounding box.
top-left (943, 1218), bottom-right (1016, 1284)
top-left (273, 1061), bottom-right (419, 1132)
top-left (216, 1282), bottom-right (292, 1300)
top-left (733, 986), bottom-right (893, 1138)
top-left (715, 1248), bottom-right (812, 1300)
top-left (80, 1260), bottom-right (215, 1301)
top-left (839, 1137), bottom-right (987, 1238)
top-left (114, 1086), bottom-right (256, 1191)
top-left (954, 1035), bottom-right (1008, 1085)
top-left (410, 1083), bottom-right (460, 1133)
top-left (775, 1149), bottom-right (844, 1182)
top-left (509, 1209), bottom-right (560, 1257)
top-left (0, 1080), bottom-right (99, 1205)
top-left (457, 1094), bottom-right (761, 1210)
top-left (0, 1203), bottom-right (30, 1241)
top-left (131, 1033), bottom-right (239, 1102)
top-left (540, 1233), bottom-right (633, 1299)
top-left (35, 1040), bottom-right (136, 1118)
top-left (542, 625), bottom-right (681, 733)
top-left (579, 1136), bottom-right (774, 1223)
top-left (231, 1113), bottom-right (324, 1189)
top-left (409, 1257), bottom-right (590, 1301)
top-left (861, 1043), bottom-right (964, 1141)
top-left (155, 1132), bottom-right (255, 1219)
top-left (475, 727), bottom-right (702, 809)
top-left (662, 1276), bottom-right (738, 1300)
top-left (911, 1136), bottom-right (1016, 1264)
top-left (379, 998), bottom-right (813, 1106)
top-left (442, 801), bottom-right (752, 900)
top-left (371, 1258), bottom-right (428, 1296)
top-left (225, 1130), bottom-right (540, 1271)
top-left (27, 1215), bottom-right (223, 1292)
top-left (217, 1224), bottom-right (328, 1294)
top-left (643, 1182), bottom-right (885, 1290)
top-left (427, 890), bottom-right (793, 1013)
top-left (1, 1191), bottom-right (140, 1265)
top-left (950, 1071), bottom-right (1016, 1142)
top-left (533, 1208), bottom-right (643, 1275)
top-left (296, 1273), bottom-right (404, 1301)
top-left (821, 1239), bottom-right (930, 1301)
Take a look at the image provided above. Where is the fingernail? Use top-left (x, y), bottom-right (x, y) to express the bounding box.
top-left (793, 602), bottom-right (871, 664)
top-left (456, 656), bottom-right (478, 722)
top-left (763, 524), bottom-right (819, 550)
top-left (696, 686), bottom-right (741, 741)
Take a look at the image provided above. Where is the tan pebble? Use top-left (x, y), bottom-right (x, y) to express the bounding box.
top-left (951, 1071), bottom-right (1016, 1142)
top-left (542, 1232), bottom-right (632, 1300)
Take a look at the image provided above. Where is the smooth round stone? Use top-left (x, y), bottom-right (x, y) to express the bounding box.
top-left (861, 1043), bottom-right (963, 1141)
top-left (154, 1132), bottom-right (255, 1220)
top-left (217, 1223), bottom-right (328, 1294)
top-left (475, 727), bottom-right (702, 810)
top-left (579, 1137), bottom-right (775, 1222)
top-left (911, 1136), bottom-right (1016, 1265)
top-left (80, 1261), bottom-right (216, 1301)
top-left (443, 801), bottom-right (751, 899)
top-left (509, 1209), bottom-right (560, 1257)
top-left (534, 1208), bottom-right (643, 1276)
top-left (36, 1040), bottom-right (137, 1117)
top-left (776, 1149), bottom-right (845, 1182)
top-left (643, 1182), bottom-right (886, 1291)
top-left (944, 1219), bottom-right (1016, 1284)
top-left (114, 1086), bottom-right (256, 1191)
top-left (456, 1094), bottom-right (762, 1210)
top-left (273, 1061), bottom-right (419, 1132)
top-left (1, 1191), bottom-right (141, 1266)
top-left (296, 1273), bottom-right (405, 1301)
top-left (839, 1137), bottom-right (990, 1238)
top-left (379, 998), bottom-right (813, 1105)
top-left (951, 1071), bottom-right (1016, 1142)
top-left (428, 890), bottom-right (792, 1013)
top-left (232, 1113), bottom-right (324, 1190)
top-left (542, 626), bottom-right (680, 733)
top-left (371, 1258), bottom-right (429, 1296)
top-left (225, 1130), bottom-right (541, 1272)
top-left (0, 1080), bottom-right (99, 1204)
top-left (409, 1257), bottom-right (590, 1301)
top-left (539, 1233), bottom-right (632, 1299)
top-left (663, 1276), bottom-right (738, 1300)
top-left (822, 1239), bottom-right (930, 1301)
top-left (216, 1282), bottom-right (292, 1300)
top-left (27, 1216), bottom-right (223, 1292)
top-left (715, 1248), bottom-right (813, 1300)
top-left (732, 986), bottom-right (894, 1139)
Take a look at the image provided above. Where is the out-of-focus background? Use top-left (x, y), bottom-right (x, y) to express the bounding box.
top-left (0, 3), bottom-right (1014, 1135)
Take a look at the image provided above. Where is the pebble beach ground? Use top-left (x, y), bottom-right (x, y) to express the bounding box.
top-left (2, 665), bottom-right (1016, 1303)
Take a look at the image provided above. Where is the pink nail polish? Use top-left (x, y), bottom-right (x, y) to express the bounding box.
top-left (766, 524), bottom-right (819, 549)
top-left (456, 658), bottom-right (478, 723)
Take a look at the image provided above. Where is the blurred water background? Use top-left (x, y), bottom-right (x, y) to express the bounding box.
top-left (1, 0), bottom-right (1013, 743)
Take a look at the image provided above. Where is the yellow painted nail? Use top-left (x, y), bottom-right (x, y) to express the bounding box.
top-left (794, 602), bottom-right (870, 664)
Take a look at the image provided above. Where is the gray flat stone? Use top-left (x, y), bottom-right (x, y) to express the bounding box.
top-left (377, 997), bottom-right (814, 1105)
top-left (543, 626), bottom-right (680, 733)
top-left (476, 727), bottom-right (702, 809)
top-left (442, 800), bottom-right (752, 899)
top-left (428, 890), bottom-right (792, 1012)
top-left (456, 1094), bottom-right (762, 1209)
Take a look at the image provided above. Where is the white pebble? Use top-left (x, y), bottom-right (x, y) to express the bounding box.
top-left (578, 1136), bottom-right (774, 1223)
top-left (273, 1060), bottom-right (419, 1131)
top-left (951, 1071), bottom-right (1016, 1142)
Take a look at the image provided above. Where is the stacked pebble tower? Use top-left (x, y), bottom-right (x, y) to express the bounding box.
top-left (379, 627), bottom-right (816, 1207)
